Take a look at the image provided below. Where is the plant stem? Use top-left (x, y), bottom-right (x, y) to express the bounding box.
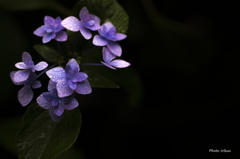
top-left (80, 63), bottom-right (104, 66)
top-left (81, 46), bottom-right (97, 56)
top-left (57, 42), bottom-right (62, 55)
top-left (35, 63), bottom-right (57, 80)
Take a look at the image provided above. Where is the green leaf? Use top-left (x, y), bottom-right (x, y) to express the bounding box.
top-left (74, 0), bottom-right (129, 34)
top-left (33, 44), bottom-right (61, 63)
top-left (84, 70), bottom-right (119, 88)
top-left (16, 102), bottom-right (82, 159)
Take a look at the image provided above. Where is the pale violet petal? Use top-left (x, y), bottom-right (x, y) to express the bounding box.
top-left (55, 31), bottom-right (68, 42)
top-left (109, 33), bottom-right (127, 41)
top-left (49, 107), bottom-right (62, 122)
top-left (56, 79), bottom-right (74, 98)
top-left (80, 6), bottom-right (89, 20)
top-left (18, 86), bottom-right (33, 107)
top-left (75, 79), bottom-right (92, 95)
top-left (14, 70), bottom-right (30, 82)
top-left (22, 52), bottom-right (32, 65)
top-left (33, 26), bottom-right (46, 37)
top-left (63, 97), bottom-right (79, 110)
top-left (93, 35), bottom-right (107, 46)
top-left (109, 59), bottom-right (130, 68)
top-left (79, 22), bottom-right (92, 40)
top-left (54, 103), bottom-right (64, 116)
top-left (46, 67), bottom-right (65, 82)
top-left (44, 16), bottom-right (55, 27)
top-left (61, 16), bottom-right (81, 31)
top-left (10, 71), bottom-right (24, 85)
top-left (48, 80), bottom-right (57, 93)
top-left (15, 62), bottom-right (27, 69)
top-left (107, 41), bottom-right (122, 57)
top-left (36, 93), bottom-right (52, 109)
top-left (101, 61), bottom-right (116, 70)
top-left (66, 58), bottom-right (80, 73)
top-left (34, 61), bottom-right (48, 71)
top-left (31, 80), bottom-right (42, 89)
top-left (102, 47), bottom-right (116, 63)
top-left (72, 72), bottom-right (88, 83)
top-left (68, 80), bottom-right (77, 90)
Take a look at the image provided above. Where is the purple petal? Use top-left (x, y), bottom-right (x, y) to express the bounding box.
top-left (52, 99), bottom-right (59, 106)
top-left (42, 92), bottom-right (55, 101)
top-left (36, 93), bottom-right (52, 109)
top-left (107, 41), bottom-right (122, 57)
top-left (14, 70), bottom-right (30, 82)
top-left (102, 22), bottom-right (114, 32)
top-left (18, 86), bottom-right (33, 107)
top-left (87, 16), bottom-right (100, 30)
top-left (93, 35), bottom-right (107, 46)
top-left (48, 80), bottom-right (57, 93)
top-left (109, 33), bottom-right (127, 41)
top-left (34, 61), bottom-right (48, 71)
top-left (68, 80), bottom-right (77, 90)
top-left (66, 58), bottom-right (80, 73)
top-left (55, 17), bottom-right (64, 32)
top-left (61, 16), bottom-right (81, 31)
top-left (15, 62), bottom-right (27, 69)
top-left (54, 103), bottom-right (64, 116)
top-left (102, 47), bottom-right (116, 63)
top-left (80, 7), bottom-right (89, 20)
top-left (33, 26), bottom-right (46, 37)
top-left (42, 26), bottom-right (53, 33)
top-left (107, 26), bottom-right (116, 38)
top-left (42, 32), bottom-right (56, 43)
top-left (101, 61), bottom-right (116, 70)
top-left (109, 59), bottom-right (130, 68)
top-left (10, 71), bottom-right (24, 85)
top-left (49, 107), bottom-right (62, 122)
top-left (63, 97), bottom-right (79, 110)
top-left (55, 31), bottom-right (67, 42)
top-left (46, 67), bottom-right (65, 82)
top-left (22, 52), bottom-right (32, 65)
top-left (72, 72), bottom-right (88, 82)
top-left (79, 22), bottom-right (92, 40)
top-left (75, 79), bottom-right (92, 95)
top-left (84, 15), bottom-right (100, 31)
top-left (26, 72), bottom-right (37, 83)
top-left (44, 16), bottom-right (55, 27)
top-left (56, 79), bottom-right (74, 98)
top-left (31, 80), bottom-right (42, 89)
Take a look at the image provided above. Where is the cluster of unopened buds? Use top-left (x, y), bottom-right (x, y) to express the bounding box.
top-left (10, 7), bottom-right (130, 122)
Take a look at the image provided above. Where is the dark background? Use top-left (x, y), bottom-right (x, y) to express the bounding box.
top-left (0, 0), bottom-right (240, 158)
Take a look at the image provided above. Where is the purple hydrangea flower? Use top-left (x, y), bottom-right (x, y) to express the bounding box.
top-left (34, 16), bottom-right (68, 43)
top-left (10, 71), bottom-right (41, 106)
top-left (61, 6), bottom-right (100, 40)
top-left (93, 22), bottom-right (127, 57)
top-left (14, 52), bottom-right (48, 82)
top-left (37, 80), bottom-right (79, 122)
top-left (46, 58), bottom-right (92, 98)
top-left (101, 47), bottom-right (130, 70)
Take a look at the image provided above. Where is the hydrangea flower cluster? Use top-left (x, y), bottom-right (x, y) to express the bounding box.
top-left (10, 6), bottom-right (130, 122)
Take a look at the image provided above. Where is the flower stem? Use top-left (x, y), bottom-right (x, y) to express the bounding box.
top-left (81, 46), bottom-right (97, 56)
top-left (73, 32), bottom-right (81, 52)
top-left (35, 63), bottom-right (57, 80)
top-left (57, 42), bottom-right (62, 55)
top-left (80, 63), bottom-right (104, 66)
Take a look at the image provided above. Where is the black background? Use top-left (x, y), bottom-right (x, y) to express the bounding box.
top-left (0, 0), bottom-right (240, 158)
